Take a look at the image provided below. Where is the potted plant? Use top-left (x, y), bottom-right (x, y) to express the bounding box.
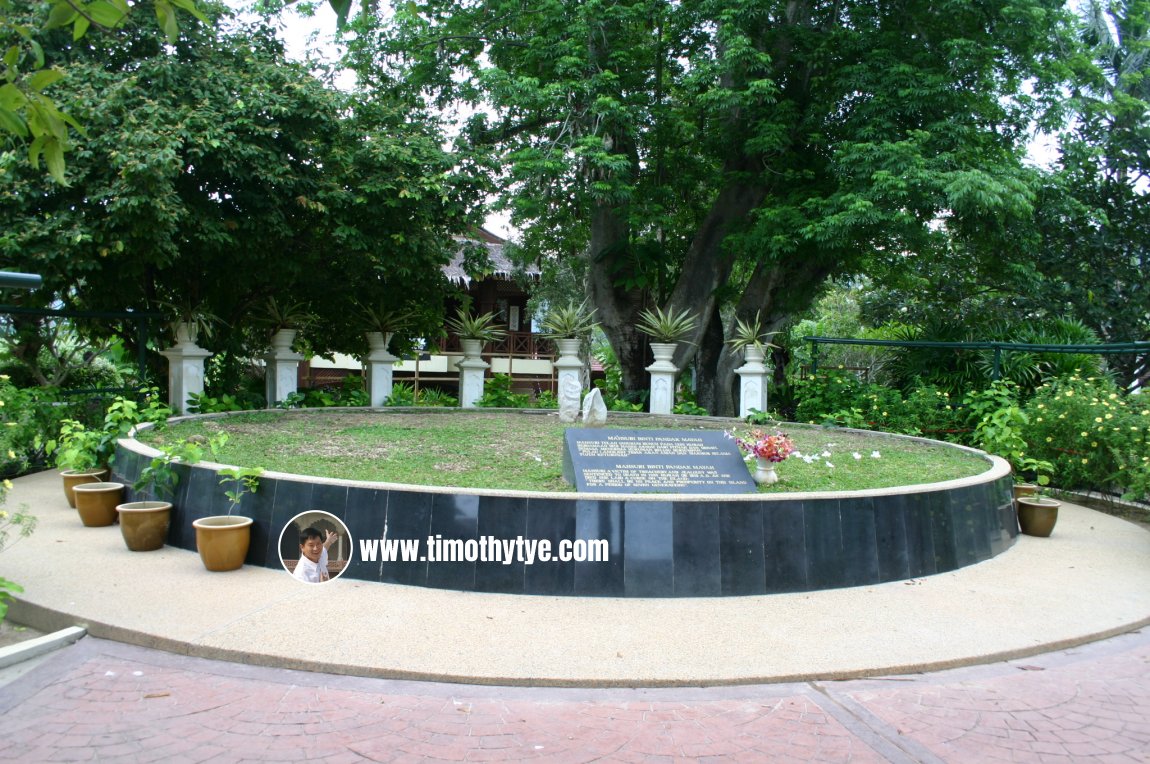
top-left (50, 391), bottom-right (172, 507)
top-left (257, 297), bottom-right (315, 352)
top-left (193, 465), bottom-right (262, 572)
top-left (1015, 459), bottom-right (1059, 537)
top-left (52, 419), bottom-right (108, 507)
top-left (358, 303), bottom-right (417, 345)
top-left (72, 480), bottom-right (126, 527)
top-left (540, 300), bottom-right (598, 358)
top-left (636, 305), bottom-right (697, 363)
top-left (116, 434), bottom-right (224, 551)
top-left (725, 311), bottom-right (779, 363)
top-left (446, 307), bottom-right (507, 357)
top-left (1016, 487), bottom-right (1060, 537)
top-left (157, 299), bottom-right (222, 347)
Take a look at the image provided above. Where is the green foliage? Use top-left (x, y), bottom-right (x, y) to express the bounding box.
top-left (726, 311), bottom-right (778, 354)
top-left (635, 307), bottom-right (698, 344)
top-left (218, 465), bottom-right (262, 515)
top-left (381, 382), bottom-right (458, 407)
top-left (186, 392), bottom-right (248, 414)
top-left (539, 300), bottom-right (598, 340)
top-left (1023, 375), bottom-right (1150, 501)
top-left (51, 388), bottom-right (172, 470)
top-left (673, 400), bottom-right (708, 417)
top-left (383, 382), bottom-right (415, 407)
top-left (364, 0), bottom-right (1076, 410)
top-left (475, 374), bottom-right (531, 408)
top-left (446, 308), bottom-right (507, 343)
top-left (793, 371), bottom-right (967, 438)
top-left (2, 11), bottom-right (476, 373)
top-left (134, 432), bottom-right (226, 500)
top-left (416, 388), bottom-right (458, 407)
top-left (964, 381), bottom-right (1053, 483)
top-left (532, 390), bottom-right (558, 409)
top-left (278, 377), bottom-right (370, 410)
top-left (0, 472), bottom-right (36, 624)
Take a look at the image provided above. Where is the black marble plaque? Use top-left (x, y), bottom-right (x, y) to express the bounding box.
top-left (562, 429), bottom-right (756, 494)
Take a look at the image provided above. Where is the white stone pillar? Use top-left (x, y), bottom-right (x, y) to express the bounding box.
top-left (735, 345), bottom-right (770, 418)
top-left (457, 339), bottom-right (489, 408)
top-left (554, 338), bottom-right (584, 423)
top-left (364, 332), bottom-right (398, 407)
top-left (646, 342), bottom-right (679, 416)
top-left (159, 323), bottom-right (212, 415)
top-left (264, 329), bottom-right (304, 407)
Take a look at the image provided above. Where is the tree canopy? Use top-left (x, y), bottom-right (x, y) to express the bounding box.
top-left (1, 5), bottom-right (478, 381)
top-left (351, 0), bottom-right (1077, 414)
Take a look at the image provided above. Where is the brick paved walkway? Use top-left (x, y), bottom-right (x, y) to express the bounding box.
top-left (1, 629), bottom-right (1147, 763)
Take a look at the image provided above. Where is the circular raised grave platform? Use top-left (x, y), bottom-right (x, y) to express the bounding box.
top-left (115, 411), bottom-right (1017, 597)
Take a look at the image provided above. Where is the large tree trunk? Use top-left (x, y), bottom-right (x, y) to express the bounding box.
top-left (585, 200), bottom-right (651, 395)
top-left (695, 249), bottom-right (837, 416)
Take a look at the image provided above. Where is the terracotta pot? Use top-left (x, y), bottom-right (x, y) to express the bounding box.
top-left (193, 516), bottom-right (253, 571)
top-left (72, 482), bottom-right (125, 527)
top-left (116, 501), bottom-right (173, 551)
top-left (1017, 497), bottom-right (1060, 537)
top-left (1013, 482), bottom-right (1038, 516)
top-left (61, 469), bottom-right (108, 508)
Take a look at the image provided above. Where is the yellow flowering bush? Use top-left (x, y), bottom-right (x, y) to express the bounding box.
top-left (1023, 375), bottom-right (1150, 501)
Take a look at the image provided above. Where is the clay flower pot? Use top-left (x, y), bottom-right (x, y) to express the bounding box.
top-left (1017, 497), bottom-right (1060, 537)
top-left (193, 516), bottom-right (253, 572)
top-left (72, 482), bottom-right (125, 527)
top-left (116, 501), bottom-right (173, 551)
top-left (61, 469), bottom-right (108, 508)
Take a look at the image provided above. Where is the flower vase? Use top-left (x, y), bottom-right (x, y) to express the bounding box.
top-left (752, 457), bottom-right (779, 485)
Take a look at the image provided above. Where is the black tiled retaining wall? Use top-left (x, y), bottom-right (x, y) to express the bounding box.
top-left (114, 442), bottom-right (1017, 597)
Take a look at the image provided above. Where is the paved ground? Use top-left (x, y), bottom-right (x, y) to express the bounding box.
top-left (0, 630), bottom-right (1148, 763)
top-left (1, 469), bottom-right (1149, 761)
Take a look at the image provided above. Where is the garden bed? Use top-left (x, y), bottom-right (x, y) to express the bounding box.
top-left (138, 409), bottom-right (990, 493)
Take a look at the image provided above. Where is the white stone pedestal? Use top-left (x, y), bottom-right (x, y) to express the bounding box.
top-left (457, 339), bottom-right (489, 408)
top-left (646, 342), bottom-right (679, 415)
top-left (159, 324), bottom-right (212, 415)
top-left (364, 332), bottom-right (398, 407)
top-left (554, 338), bottom-right (584, 423)
top-left (735, 346), bottom-right (770, 418)
top-left (265, 329), bottom-right (303, 407)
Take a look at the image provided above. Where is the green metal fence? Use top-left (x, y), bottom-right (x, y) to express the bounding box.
top-left (805, 337), bottom-right (1150, 380)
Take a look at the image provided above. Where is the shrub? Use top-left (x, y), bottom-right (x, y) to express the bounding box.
top-left (384, 382), bottom-right (415, 407)
top-left (416, 388), bottom-right (457, 407)
top-left (476, 374), bottom-right (532, 408)
top-left (1023, 375), bottom-right (1150, 500)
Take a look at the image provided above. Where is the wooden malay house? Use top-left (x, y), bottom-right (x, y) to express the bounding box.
top-left (301, 230), bottom-right (563, 399)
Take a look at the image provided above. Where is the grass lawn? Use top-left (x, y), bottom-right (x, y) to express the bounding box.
top-left (138, 409), bottom-right (991, 493)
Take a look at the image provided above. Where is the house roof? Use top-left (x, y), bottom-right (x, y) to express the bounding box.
top-left (445, 230), bottom-right (541, 286)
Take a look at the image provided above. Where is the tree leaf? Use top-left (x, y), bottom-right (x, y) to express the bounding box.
top-left (28, 68), bottom-right (65, 92)
top-left (0, 83), bottom-right (28, 110)
top-left (73, 16), bottom-right (91, 40)
top-left (44, 1), bottom-right (78, 29)
top-left (0, 106), bottom-right (29, 137)
top-left (167, 0), bottom-right (209, 24)
top-left (86, 1), bottom-right (128, 28)
top-left (154, 1), bottom-right (179, 42)
top-left (44, 136), bottom-right (68, 185)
